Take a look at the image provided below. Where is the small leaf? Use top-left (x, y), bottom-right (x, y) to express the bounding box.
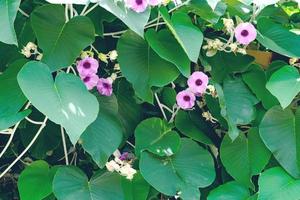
top-left (18, 160), bottom-right (57, 200)
top-left (266, 65), bottom-right (300, 109)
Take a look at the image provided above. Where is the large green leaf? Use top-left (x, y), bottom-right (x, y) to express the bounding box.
top-left (17, 61), bottom-right (99, 145)
top-left (160, 8), bottom-right (203, 63)
top-left (145, 29), bottom-right (190, 77)
top-left (135, 118), bottom-right (181, 157)
top-left (140, 138), bottom-right (215, 200)
top-left (258, 167), bottom-right (300, 200)
top-left (98, 0), bottom-right (150, 37)
top-left (53, 167), bottom-right (124, 200)
top-left (0, 59), bottom-right (29, 130)
top-left (220, 128), bottom-right (271, 188)
top-left (207, 181), bottom-right (250, 200)
top-left (205, 52), bottom-right (254, 83)
top-left (121, 172), bottom-right (150, 200)
top-left (266, 65), bottom-right (300, 109)
top-left (259, 106), bottom-right (300, 178)
top-left (81, 95), bottom-right (124, 168)
top-left (257, 17), bottom-right (300, 58)
top-left (175, 110), bottom-right (212, 145)
top-left (242, 64), bottom-right (278, 109)
top-left (31, 4), bottom-right (95, 71)
top-left (215, 77), bottom-right (258, 140)
top-left (117, 30), bottom-right (179, 103)
top-left (185, 0), bottom-right (227, 24)
top-left (0, 0), bottom-right (21, 45)
top-left (18, 160), bottom-right (58, 200)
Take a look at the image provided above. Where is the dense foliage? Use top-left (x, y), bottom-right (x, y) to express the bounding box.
top-left (1, 0), bottom-right (300, 199)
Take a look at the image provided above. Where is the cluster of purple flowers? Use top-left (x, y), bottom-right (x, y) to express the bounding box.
top-left (77, 57), bottom-right (113, 96)
top-left (176, 72), bottom-right (209, 110)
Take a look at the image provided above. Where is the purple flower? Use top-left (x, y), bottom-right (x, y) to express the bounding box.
top-left (125, 0), bottom-right (148, 13)
top-left (81, 74), bottom-right (99, 90)
top-left (77, 57), bottom-right (99, 77)
top-left (148, 0), bottom-right (161, 6)
top-left (234, 22), bottom-right (257, 45)
top-left (176, 90), bottom-right (196, 110)
top-left (119, 152), bottom-right (129, 161)
top-left (187, 71), bottom-right (209, 96)
top-left (97, 78), bottom-right (113, 96)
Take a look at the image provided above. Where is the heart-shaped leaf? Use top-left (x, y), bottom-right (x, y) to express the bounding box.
top-left (0, 0), bottom-right (21, 45)
top-left (53, 167), bottom-right (124, 200)
top-left (31, 4), bottom-right (95, 71)
top-left (207, 181), bottom-right (251, 200)
top-left (145, 29), bottom-right (190, 77)
top-left (258, 167), bottom-right (300, 200)
top-left (266, 65), bottom-right (300, 109)
top-left (121, 172), bottom-right (150, 200)
top-left (220, 128), bottom-right (271, 188)
top-left (257, 17), bottom-right (300, 58)
top-left (140, 138), bottom-right (215, 200)
top-left (98, 0), bottom-right (150, 37)
top-left (259, 106), bottom-right (300, 178)
top-left (18, 160), bottom-right (58, 200)
top-left (215, 77), bottom-right (258, 140)
top-left (17, 61), bottom-right (99, 145)
top-left (160, 7), bottom-right (203, 63)
top-left (81, 95), bottom-right (124, 168)
top-left (135, 117), bottom-right (181, 157)
top-left (117, 30), bottom-right (179, 103)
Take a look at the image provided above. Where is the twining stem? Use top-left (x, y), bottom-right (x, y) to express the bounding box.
top-left (65, 4), bottom-right (69, 22)
top-left (0, 102), bottom-right (31, 158)
top-left (0, 117), bottom-right (48, 179)
top-left (80, 3), bottom-right (90, 15)
top-left (25, 116), bottom-right (44, 125)
top-left (83, 3), bottom-right (98, 16)
top-left (18, 8), bottom-right (29, 18)
top-left (154, 93), bottom-right (168, 121)
top-left (60, 126), bottom-right (70, 165)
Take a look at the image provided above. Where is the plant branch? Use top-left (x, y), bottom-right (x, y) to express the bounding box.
top-left (60, 126), bottom-right (69, 165)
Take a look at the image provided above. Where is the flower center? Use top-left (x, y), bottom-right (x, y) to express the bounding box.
top-left (195, 79), bottom-right (203, 86)
top-left (241, 30), bottom-right (249, 37)
top-left (103, 82), bottom-right (110, 89)
top-left (83, 61), bottom-right (91, 69)
top-left (83, 76), bottom-right (90, 83)
top-left (135, 0), bottom-right (143, 5)
top-left (183, 95), bottom-right (191, 102)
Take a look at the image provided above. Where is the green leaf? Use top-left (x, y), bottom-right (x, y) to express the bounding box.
top-left (81, 95), bottom-right (124, 168)
top-left (257, 17), bottom-right (300, 58)
top-left (215, 77), bottom-right (258, 140)
top-left (160, 8), bottom-right (203, 63)
top-left (185, 0), bottom-right (227, 24)
top-left (259, 106), bottom-right (300, 178)
top-left (220, 128), bottom-right (271, 188)
top-left (140, 138), bottom-right (215, 200)
top-left (0, 59), bottom-right (29, 130)
top-left (117, 30), bottom-right (179, 103)
top-left (98, 0), bottom-right (150, 37)
top-left (121, 172), bottom-right (150, 200)
top-left (175, 110), bottom-right (212, 145)
top-left (53, 167), bottom-right (124, 200)
top-left (135, 118), bottom-right (181, 157)
top-left (205, 52), bottom-right (254, 83)
top-left (145, 29), bottom-right (190, 77)
top-left (0, 0), bottom-right (21, 45)
top-left (17, 61), bottom-right (99, 145)
top-left (18, 160), bottom-right (57, 200)
top-left (207, 181), bottom-right (250, 200)
top-left (266, 65), bottom-right (300, 109)
top-left (242, 64), bottom-right (279, 109)
top-left (31, 4), bottom-right (95, 71)
top-left (258, 167), bottom-right (300, 200)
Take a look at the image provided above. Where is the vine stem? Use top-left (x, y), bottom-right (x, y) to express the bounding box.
top-left (0, 102), bottom-right (31, 158)
top-left (18, 8), bottom-right (29, 18)
top-left (154, 93), bottom-right (168, 121)
top-left (80, 3), bottom-right (90, 15)
top-left (0, 117), bottom-right (48, 179)
top-left (83, 3), bottom-right (98, 16)
top-left (60, 126), bottom-right (69, 165)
